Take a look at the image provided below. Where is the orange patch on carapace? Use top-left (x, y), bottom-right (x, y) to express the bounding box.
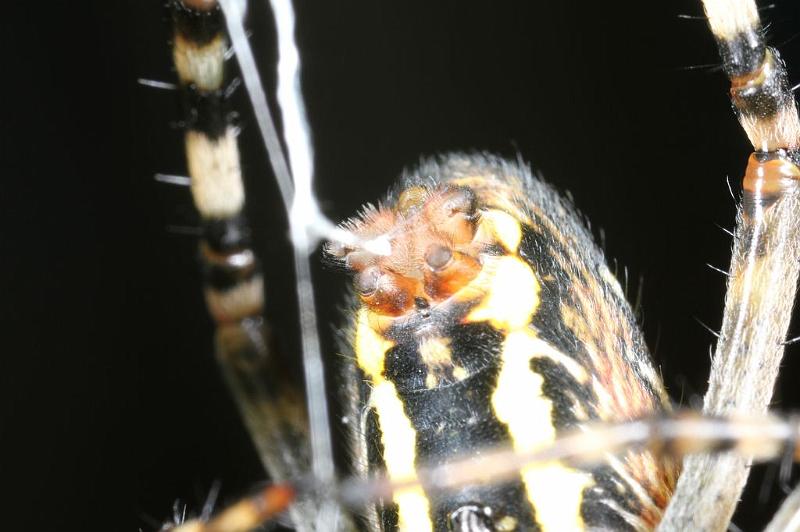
top-left (327, 184), bottom-right (484, 316)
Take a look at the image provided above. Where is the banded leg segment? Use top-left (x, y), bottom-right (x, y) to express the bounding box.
top-left (168, 411), bottom-right (800, 532)
top-left (702, 0), bottom-right (800, 152)
top-left (659, 1), bottom-right (800, 530)
top-left (166, 3), bottom-right (316, 530)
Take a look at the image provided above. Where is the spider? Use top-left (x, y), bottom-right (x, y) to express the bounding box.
top-left (135, 1), bottom-right (800, 531)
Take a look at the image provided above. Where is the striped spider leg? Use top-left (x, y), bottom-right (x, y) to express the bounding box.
top-left (146, 0), bottom-right (800, 531)
top-left (158, 1), bottom-right (353, 530)
top-left (660, 0), bottom-right (800, 529)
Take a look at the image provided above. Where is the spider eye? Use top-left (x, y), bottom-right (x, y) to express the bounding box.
top-left (424, 247), bottom-right (480, 300)
top-left (425, 243), bottom-right (453, 271)
top-left (432, 186), bottom-right (479, 245)
top-left (396, 185), bottom-right (429, 216)
top-left (355, 270), bottom-right (415, 316)
top-left (442, 186), bottom-right (477, 218)
top-left (354, 266), bottom-right (381, 296)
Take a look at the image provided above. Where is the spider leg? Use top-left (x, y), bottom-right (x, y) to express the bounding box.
top-left (169, 411), bottom-right (800, 532)
top-left (765, 481), bottom-right (800, 532)
top-left (659, 1), bottom-right (800, 530)
top-left (169, 483), bottom-right (296, 532)
top-left (163, 2), bottom-right (327, 530)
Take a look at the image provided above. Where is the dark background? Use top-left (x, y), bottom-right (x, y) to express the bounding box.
top-left (3, 1), bottom-right (800, 530)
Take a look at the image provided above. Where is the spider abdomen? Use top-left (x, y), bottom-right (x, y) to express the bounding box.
top-left (330, 154), bottom-right (677, 531)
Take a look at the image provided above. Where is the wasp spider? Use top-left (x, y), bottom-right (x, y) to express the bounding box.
top-left (141, 1), bottom-right (800, 531)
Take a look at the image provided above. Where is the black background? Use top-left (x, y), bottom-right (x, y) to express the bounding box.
top-left (3, 1), bottom-right (800, 530)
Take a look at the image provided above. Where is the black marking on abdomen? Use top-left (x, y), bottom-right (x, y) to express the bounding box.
top-left (382, 313), bottom-right (503, 393)
top-left (518, 223), bottom-right (584, 357)
top-left (530, 357), bottom-right (596, 428)
top-left (383, 339), bottom-right (428, 392)
top-left (396, 365), bottom-right (539, 530)
top-left (580, 464), bottom-right (639, 532)
top-left (377, 311), bottom-right (541, 529)
top-left (449, 322), bottom-right (505, 375)
top-left (364, 407), bottom-right (400, 530)
top-left (375, 314), bottom-right (539, 529)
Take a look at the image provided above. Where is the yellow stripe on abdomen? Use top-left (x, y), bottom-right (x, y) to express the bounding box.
top-left (371, 381), bottom-right (432, 532)
top-left (465, 250), bottom-right (592, 529)
top-left (355, 309), bottom-right (433, 532)
top-left (493, 330), bottom-right (591, 530)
